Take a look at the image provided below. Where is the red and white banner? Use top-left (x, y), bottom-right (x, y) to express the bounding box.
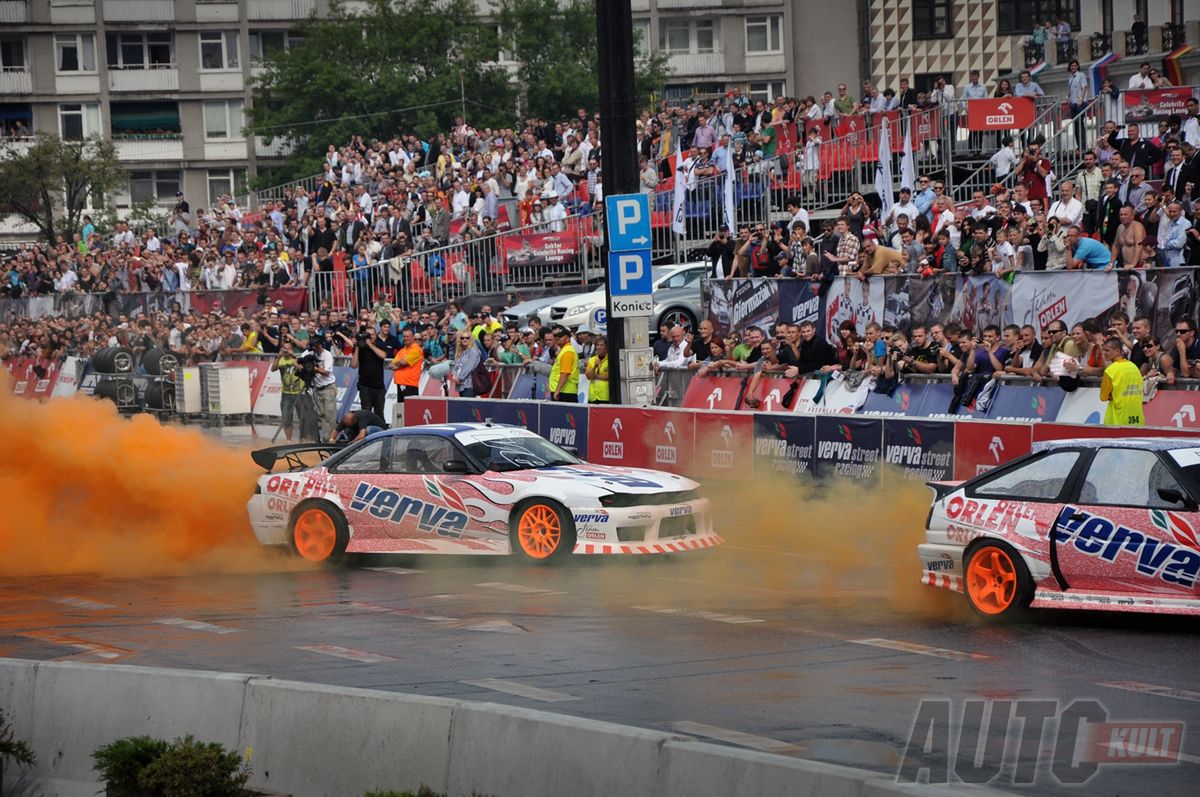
top-left (502, 231), bottom-right (578, 269)
top-left (966, 97), bottom-right (1036, 131)
top-left (1009, 271), bottom-right (1118, 335)
top-left (1124, 88), bottom-right (1199, 123)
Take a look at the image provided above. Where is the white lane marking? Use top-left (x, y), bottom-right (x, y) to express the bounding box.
top-left (52, 596), bottom-right (116, 610)
top-left (364, 567), bottom-right (422, 575)
top-left (850, 638), bottom-right (991, 662)
top-left (155, 618), bottom-right (242, 635)
top-left (476, 582), bottom-right (565, 595)
top-left (672, 722), bottom-right (804, 754)
top-left (296, 644), bottom-right (394, 663)
top-left (631, 605), bottom-right (764, 624)
top-left (1098, 681), bottom-right (1200, 704)
top-left (348, 600), bottom-right (459, 623)
top-left (20, 632), bottom-right (129, 661)
top-left (461, 678), bottom-right (579, 703)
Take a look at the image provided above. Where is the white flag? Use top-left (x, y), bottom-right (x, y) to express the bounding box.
top-left (671, 148), bottom-right (687, 235)
top-left (721, 147), bottom-right (736, 235)
top-left (875, 118), bottom-right (894, 218)
top-left (900, 117), bottom-right (916, 192)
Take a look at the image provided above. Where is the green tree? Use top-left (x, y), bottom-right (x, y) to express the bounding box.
top-left (495, 0), bottom-right (670, 120)
top-left (248, 0), bottom-right (516, 186)
top-left (0, 134), bottom-right (123, 246)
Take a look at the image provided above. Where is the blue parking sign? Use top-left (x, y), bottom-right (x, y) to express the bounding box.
top-left (605, 193), bottom-right (651, 252)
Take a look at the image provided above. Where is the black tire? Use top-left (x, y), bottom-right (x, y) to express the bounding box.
top-left (288, 499), bottom-right (350, 565)
top-left (142, 347), bottom-right (179, 377)
top-left (94, 377), bottom-right (136, 409)
top-left (509, 498), bottom-right (576, 563)
top-left (144, 381), bottom-right (175, 411)
top-left (659, 307), bottom-right (697, 333)
top-left (962, 539), bottom-right (1035, 622)
top-left (92, 346), bottom-right (134, 375)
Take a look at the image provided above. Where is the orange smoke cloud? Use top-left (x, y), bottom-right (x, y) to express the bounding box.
top-left (0, 372), bottom-right (294, 578)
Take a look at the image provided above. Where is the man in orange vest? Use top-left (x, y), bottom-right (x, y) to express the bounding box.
top-left (387, 325), bottom-right (424, 405)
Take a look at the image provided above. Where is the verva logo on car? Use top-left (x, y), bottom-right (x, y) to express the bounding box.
top-left (1054, 506), bottom-right (1200, 588)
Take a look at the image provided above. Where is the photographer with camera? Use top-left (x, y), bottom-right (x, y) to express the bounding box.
top-left (1037, 215), bottom-right (1069, 270)
top-left (271, 340), bottom-right (306, 442)
top-left (348, 319), bottom-right (397, 419)
top-left (307, 338), bottom-right (337, 442)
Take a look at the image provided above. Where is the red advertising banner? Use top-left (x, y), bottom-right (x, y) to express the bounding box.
top-left (184, 288), bottom-right (309, 317)
top-left (966, 97), bottom-right (1036, 131)
top-left (502, 231), bottom-right (579, 269)
top-left (692, 411), bottom-right (754, 481)
top-left (1142, 391), bottom-right (1200, 430)
top-left (226, 359), bottom-right (271, 406)
top-left (681, 376), bottom-right (746, 411)
top-left (587, 406), bottom-right (651, 468)
top-left (402, 397), bottom-right (447, 427)
top-left (1032, 421), bottom-right (1200, 442)
top-left (640, 408), bottom-right (696, 475)
top-left (1124, 88), bottom-right (1198, 123)
top-left (952, 421), bottom-right (1032, 480)
top-left (747, 376), bottom-right (801, 413)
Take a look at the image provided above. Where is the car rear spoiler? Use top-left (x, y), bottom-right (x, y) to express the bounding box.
top-left (926, 480), bottom-right (963, 500)
top-left (251, 443), bottom-right (344, 472)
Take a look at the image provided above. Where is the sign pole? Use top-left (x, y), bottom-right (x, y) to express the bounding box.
top-left (597, 0), bottom-right (648, 405)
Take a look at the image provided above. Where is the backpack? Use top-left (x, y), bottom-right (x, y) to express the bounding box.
top-left (752, 242), bottom-right (772, 273)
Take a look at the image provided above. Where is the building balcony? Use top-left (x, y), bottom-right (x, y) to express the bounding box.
top-left (56, 73), bottom-right (102, 95)
top-left (0, 68), bottom-right (32, 95)
top-left (0, 0), bottom-right (27, 23)
top-left (656, 0), bottom-right (720, 7)
top-left (743, 53), bottom-right (786, 74)
top-left (665, 52), bottom-right (726, 77)
top-left (199, 71), bottom-right (244, 92)
top-left (256, 136), bottom-right (296, 157)
top-left (113, 136), bottom-right (184, 162)
top-left (109, 67), bottom-right (180, 93)
top-left (248, 0), bottom-right (316, 21)
top-left (204, 140), bottom-right (248, 161)
top-left (0, 139), bottom-right (35, 159)
top-left (50, 0), bottom-right (96, 25)
top-left (196, 1), bottom-right (240, 23)
top-left (104, 0), bottom-right (174, 22)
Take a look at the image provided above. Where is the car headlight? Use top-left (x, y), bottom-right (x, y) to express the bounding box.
top-left (567, 303), bottom-right (592, 316)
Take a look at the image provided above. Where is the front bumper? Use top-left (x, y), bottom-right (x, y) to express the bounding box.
top-left (570, 498), bottom-right (722, 555)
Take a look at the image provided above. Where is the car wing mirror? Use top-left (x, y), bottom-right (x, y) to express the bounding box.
top-left (443, 460), bottom-right (471, 474)
top-left (1157, 487), bottom-right (1197, 509)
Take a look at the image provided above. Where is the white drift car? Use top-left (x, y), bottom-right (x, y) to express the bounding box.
top-left (248, 423), bottom-right (722, 563)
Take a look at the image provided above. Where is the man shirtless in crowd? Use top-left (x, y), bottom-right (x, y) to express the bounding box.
top-left (1111, 205), bottom-right (1147, 269)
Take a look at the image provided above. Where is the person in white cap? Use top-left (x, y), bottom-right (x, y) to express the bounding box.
top-left (530, 197), bottom-right (547, 231)
top-left (543, 190), bottom-right (567, 232)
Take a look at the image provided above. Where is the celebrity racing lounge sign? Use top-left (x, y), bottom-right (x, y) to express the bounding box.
top-left (966, 97), bottom-right (1035, 131)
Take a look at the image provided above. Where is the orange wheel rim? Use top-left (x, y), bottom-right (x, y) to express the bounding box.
top-left (294, 509), bottom-right (337, 562)
top-left (517, 505), bottom-right (561, 559)
top-left (966, 548), bottom-right (1017, 614)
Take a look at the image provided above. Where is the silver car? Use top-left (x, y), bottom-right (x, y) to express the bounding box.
top-left (543, 263), bottom-right (709, 331)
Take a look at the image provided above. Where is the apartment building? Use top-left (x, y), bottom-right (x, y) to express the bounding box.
top-left (0, 0), bottom-right (859, 217)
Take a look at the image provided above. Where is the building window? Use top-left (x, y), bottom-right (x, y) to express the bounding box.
top-left (208, 168), bottom-right (246, 205)
top-left (0, 35), bottom-right (25, 70)
top-left (249, 30), bottom-right (303, 61)
top-left (59, 103), bottom-right (100, 140)
top-left (199, 31), bottom-right (239, 70)
top-left (745, 16), bottom-right (782, 53)
top-left (56, 34), bottom-right (96, 73)
top-left (128, 170), bottom-right (181, 205)
top-left (913, 0), bottom-right (954, 38)
top-left (632, 19), bottom-right (650, 57)
top-left (748, 81), bottom-right (786, 103)
top-left (659, 18), bottom-right (718, 54)
top-left (204, 100), bottom-right (245, 140)
top-left (110, 101), bottom-right (181, 137)
top-left (996, 1), bottom-right (1078, 36)
top-left (105, 32), bottom-right (174, 69)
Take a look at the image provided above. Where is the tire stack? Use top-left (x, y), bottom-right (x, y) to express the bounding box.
top-left (141, 347), bottom-right (178, 414)
top-left (90, 346), bottom-right (136, 412)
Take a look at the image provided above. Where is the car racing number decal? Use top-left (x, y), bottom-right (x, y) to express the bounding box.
top-left (1053, 506), bottom-right (1200, 588)
top-left (349, 481), bottom-right (469, 539)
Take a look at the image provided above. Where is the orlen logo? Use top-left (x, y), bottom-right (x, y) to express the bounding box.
top-left (985, 102), bottom-right (1016, 126)
top-left (656, 420), bottom-right (678, 464)
top-left (349, 481), bottom-right (469, 538)
top-left (604, 417), bottom-right (624, 458)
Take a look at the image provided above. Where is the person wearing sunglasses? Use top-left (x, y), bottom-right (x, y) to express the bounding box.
top-left (1031, 322), bottom-right (1080, 382)
top-left (1140, 336), bottom-right (1177, 385)
top-left (1173, 320), bottom-right (1200, 380)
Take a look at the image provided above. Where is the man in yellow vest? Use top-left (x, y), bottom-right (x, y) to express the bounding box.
top-left (585, 334), bottom-right (610, 404)
top-left (549, 325), bottom-right (580, 403)
top-left (1100, 337), bottom-right (1144, 426)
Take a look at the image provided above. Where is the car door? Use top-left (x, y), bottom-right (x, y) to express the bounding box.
top-left (364, 434), bottom-right (479, 548)
top-left (324, 437), bottom-right (392, 545)
top-left (1055, 446), bottom-right (1200, 597)
top-left (958, 449), bottom-right (1084, 585)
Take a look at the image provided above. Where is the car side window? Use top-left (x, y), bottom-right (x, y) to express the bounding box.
top-left (332, 439), bottom-right (386, 473)
top-left (385, 435), bottom-right (459, 474)
top-left (1079, 447), bottom-right (1189, 509)
top-left (972, 451), bottom-right (1080, 502)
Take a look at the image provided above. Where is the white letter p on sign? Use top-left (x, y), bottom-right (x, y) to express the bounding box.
top-left (618, 254), bottom-right (646, 291)
top-left (616, 198), bottom-right (641, 236)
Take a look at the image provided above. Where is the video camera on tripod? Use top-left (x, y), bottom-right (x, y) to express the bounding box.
top-left (293, 349), bottom-right (320, 388)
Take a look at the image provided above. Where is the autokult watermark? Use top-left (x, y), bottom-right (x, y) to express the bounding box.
top-left (897, 699), bottom-right (1185, 786)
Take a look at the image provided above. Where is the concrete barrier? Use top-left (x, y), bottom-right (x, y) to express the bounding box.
top-left (0, 658), bottom-right (997, 797)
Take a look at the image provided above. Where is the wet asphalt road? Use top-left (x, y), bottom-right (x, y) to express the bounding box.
top-left (2, 530), bottom-right (1198, 796)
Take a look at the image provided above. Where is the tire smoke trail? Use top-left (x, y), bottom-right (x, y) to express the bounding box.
top-left (0, 374), bottom-right (294, 578)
